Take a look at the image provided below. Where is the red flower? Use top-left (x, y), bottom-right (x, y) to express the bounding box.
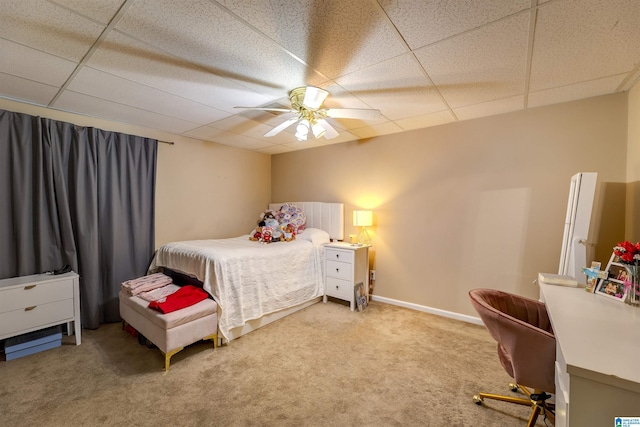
top-left (614, 241), bottom-right (640, 265)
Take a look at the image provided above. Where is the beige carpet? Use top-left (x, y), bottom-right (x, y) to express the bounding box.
top-left (0, 300), bottom-right (553, 426)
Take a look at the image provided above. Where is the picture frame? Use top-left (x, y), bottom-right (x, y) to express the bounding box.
top-left (354, 282), bottom-right (368, 312)
top-left (595, 252), bottom-right (628, 302)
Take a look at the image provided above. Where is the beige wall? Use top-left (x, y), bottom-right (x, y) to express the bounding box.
top-left (155, 139), bottom-right (269, 246)
top-left (272, 94), bottom-right (628, 317)
top-left (0, 98), bottom-right (272, 250)
top-left (627, 84), bottom-right (640, 242)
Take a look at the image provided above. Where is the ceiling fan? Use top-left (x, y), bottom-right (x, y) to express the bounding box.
top-left (236, 86), bottom-right (381, 141)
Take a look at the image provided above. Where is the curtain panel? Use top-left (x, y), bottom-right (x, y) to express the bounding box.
top-left (0, 109), bottom-right (157, 328)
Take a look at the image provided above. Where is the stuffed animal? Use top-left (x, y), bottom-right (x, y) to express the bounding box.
top-left (277, 203), bottom-right (306, 234)
top-left (249, 226), bottom-right (263, 241)
top-left (249, 209), bottom-right (285, 243)
top-left (282, 223), bottom-right (296, 241)
top-left (261, 227), bottom-right (273, 243)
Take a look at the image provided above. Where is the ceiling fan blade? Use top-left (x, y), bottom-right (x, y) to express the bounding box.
top-left (317, 119), bottom-right (339, 139)
top-left (234, 106), bottom-right (295, 113)
top-left (264, 118), bottom-right (299, 137)
top-left (324, 108), bottom-right (381, 120)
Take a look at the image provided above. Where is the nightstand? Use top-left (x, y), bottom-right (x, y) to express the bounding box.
top-left (0, 272), bottom-right (81, 345)
top-left (323, 242), bottom-right (370, 311)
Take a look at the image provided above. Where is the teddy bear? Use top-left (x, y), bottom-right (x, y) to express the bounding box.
top-left (282, 223), bottom-right (296, 241)
top-left (249, 209), bottom-right (285, 243)
top-left (249, 226), bottom-right (263, 241)
top-left (261, 227), bottom-right (273, 243)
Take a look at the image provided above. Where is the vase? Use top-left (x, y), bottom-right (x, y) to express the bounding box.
top-left (624, 264), bottom-right (640, 307)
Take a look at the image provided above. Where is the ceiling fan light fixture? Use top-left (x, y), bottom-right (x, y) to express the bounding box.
top-left (311, 122), bottom-right (326, 138)
top-left (302, 86), bottom-right (329, 110)
top-left (295, 120), bottom-right (309, 141)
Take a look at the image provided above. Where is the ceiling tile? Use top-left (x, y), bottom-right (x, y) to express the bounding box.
top-left (68, 67), bottom-right (230, 124)
top-left (414, 13), bottom-right (530, 108)
top-left (395, 110), bottom-right (456, 131)
top-left (528, 75), bottom-right (626, 108)
top-left (48, 0), bottom-right (126, 25)
top-left (320, 131), bottom-right (359, 145)
top-left (350, 121), bottom-right (404, 139)
top-left (380, 0), bottom-right (530, 50)
top-left (0, 0), bottom-right (107, 61)
top-left (217, 0), bottom-right (409, 80)
top-left (207, 114), bottom-right (280, 139)
top-left (54, 90), bottom-right (201, 133)
top-left (530, 0), bottom-right (640, 91)
top-left (336, 53), bottom-right (447, 120)
top-left (114, 0), bottom-right (324, 97)
top-left (453, 95), bottom-right (524, 121)
top-left (182, 125), bottom-right (225, 141)
top-left (201, 130), bottom-right (275, 151)
top-left (0, 73), bottom-right (60, 105)
top-left (86, 31), bottom-right (276, 114)
top-left (283, 139), bottom-right (325, 151)
top-left (0, 38), bottom-right (77, 87)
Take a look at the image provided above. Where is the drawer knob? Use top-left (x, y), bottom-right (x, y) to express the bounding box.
top-left (335, 285), bottom-right (339, 290)
top-left (335, 268), bottom-right (340, 273)
top-left (335, 254), bottom-right (339, 259)
top-left (24, 306), bottom-right (37, 311)
top-left (24, 285), bottom-right (36, 290)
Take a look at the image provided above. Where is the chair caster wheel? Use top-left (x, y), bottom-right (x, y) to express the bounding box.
top-left (509, 383), bottom-right (518, 392)
top-left (473, 395), bottom-right (483, 405)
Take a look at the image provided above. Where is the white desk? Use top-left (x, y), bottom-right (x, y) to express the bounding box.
top-left (539, 284), bottom-right (640, 426)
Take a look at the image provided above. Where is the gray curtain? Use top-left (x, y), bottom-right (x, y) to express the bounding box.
top-left (0, 109), bottom-right (157, 328)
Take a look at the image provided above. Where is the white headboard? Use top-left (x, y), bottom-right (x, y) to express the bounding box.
top-left (269, 202), bottom-right (344, 241)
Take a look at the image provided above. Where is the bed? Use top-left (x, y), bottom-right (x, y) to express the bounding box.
top-left (148, 202), bottom-right (344, 342)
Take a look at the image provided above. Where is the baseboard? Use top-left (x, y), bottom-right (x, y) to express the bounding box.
top-left (370, 295), bottom-right (483, 326)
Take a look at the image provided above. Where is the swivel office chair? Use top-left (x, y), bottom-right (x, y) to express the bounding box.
top-left (469, 288), bottom-right (556, 426)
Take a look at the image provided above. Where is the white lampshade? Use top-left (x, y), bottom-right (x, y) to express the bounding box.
top-left (303, 86), bottom-right (329, 109)
top-left (311, 122), bottom-right (326, 138)
top-left (353, 210), bottom-right (372, 227)
top-left (295, 120), bottom-right (309, 141)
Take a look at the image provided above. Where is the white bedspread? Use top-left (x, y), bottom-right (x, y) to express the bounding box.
top-left (148, 235), bottom-right (325, 341)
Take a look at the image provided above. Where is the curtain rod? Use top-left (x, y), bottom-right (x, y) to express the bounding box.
top-left (159, 140), bottom-right (175, 145)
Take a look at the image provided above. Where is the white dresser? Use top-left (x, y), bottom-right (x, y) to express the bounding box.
top-left (539, 283), bottom-right (640, 426)
top-left (323, 243), bottom-right (370, 311)
top-left (0, 272), bottom-right (81, 345)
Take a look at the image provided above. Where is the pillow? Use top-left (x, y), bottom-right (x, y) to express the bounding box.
top-left (277, 203), bottom-right (306, 233)
top-left (296, 228), bottom-right (330, 245)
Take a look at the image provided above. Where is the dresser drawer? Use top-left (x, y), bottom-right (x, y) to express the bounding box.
top-left (326, 260), bottom-right (352, 280)
top-left (0, 280), bottom-right (74, 313)
top-left (0, 299), bottom-right (74, 336)
top-left (325, 248), bottom-right (354, 263)
top-left (325, 277), bottom-right (353, 300)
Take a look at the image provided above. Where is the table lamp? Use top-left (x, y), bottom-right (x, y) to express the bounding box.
top-left (353, 210), bottom-right (372, 245)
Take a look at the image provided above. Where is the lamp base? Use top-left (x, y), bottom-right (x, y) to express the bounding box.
top-left (357, 227), bottom-right (371, 245)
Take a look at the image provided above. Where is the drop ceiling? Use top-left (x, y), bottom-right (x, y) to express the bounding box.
top-left (1, 0), bottom-right (639, 154)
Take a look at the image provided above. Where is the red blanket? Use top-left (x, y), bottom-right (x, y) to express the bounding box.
top-left (148, 285), bottom-right (210, 314)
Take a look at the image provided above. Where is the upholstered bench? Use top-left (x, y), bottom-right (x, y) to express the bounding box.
top-left (119, 290), bottom-right (218, 371)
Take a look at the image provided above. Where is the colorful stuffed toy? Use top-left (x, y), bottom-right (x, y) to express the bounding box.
top-left (277, 203), bottom-right (306, 234)
top-left (282, 223), bottom-right (296, 241)
top-left (249, 205), bottom-right (307, 243)
top-left (249, 209), bottom-right (284, 243)
top-left (249, 226), bottom-right (263, 241)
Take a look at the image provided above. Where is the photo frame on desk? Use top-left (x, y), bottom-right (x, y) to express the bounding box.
top-left (595, 252), bottom-right (628, 302)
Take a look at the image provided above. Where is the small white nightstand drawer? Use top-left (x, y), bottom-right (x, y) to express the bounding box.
top-left (0, 299), bottom-right (74, 336)
top-left (325, 248), bottom-right (354, 263)
top-left (0, 280), bottom-right (74, 313)
top-left (325, 277), bottom-right (353, 300)
top-left (326, 260), bottom-right (352, 281)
